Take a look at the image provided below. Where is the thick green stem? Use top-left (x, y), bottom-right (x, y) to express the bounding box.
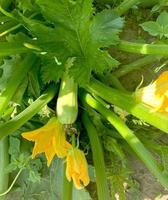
top-left (114, 55), bottom-right (161, 77)
top-left (117, 40), bottom-right (168, 56)
top-left (114, 0), bottom-right (140, 16)
top-left (0, 84), bottom-right (57, 140)
top-left (0, 54), bottom-right (36, 115)
top-left (82, 113), bottom-right (110, 200)
top-left (86, 79), bottom-right (168, 134)
top-left (80, 91), bottom-right (168, 189)
top-left (99, 74), bottom-right (126, 91)
top-left (62, 164), bottom-right (72, 200)
top-left (0, 138), bottom-right (9, 200)
top-left (140, 0), bottom-right (159, 7)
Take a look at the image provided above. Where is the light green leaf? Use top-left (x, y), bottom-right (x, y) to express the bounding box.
top-left (91, 9), bottom-right (124, 46)
top-left (163, 25), bottom-right (168, 38)
top-left (140, 21), bottom-right (161, 37)
top-left (157, 11), bottom-right (168, 27)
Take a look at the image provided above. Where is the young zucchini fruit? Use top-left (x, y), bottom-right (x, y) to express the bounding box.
top-left (56, 73), bottom-right (78, 125)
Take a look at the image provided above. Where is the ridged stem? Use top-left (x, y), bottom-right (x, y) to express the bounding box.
top-left (62, 164), bottom-right (72, 200)
top-left (82, 113), bottom-right (110, 200)
top-left (80, 91), bottom-right (168, 189)
top-left (0, 54), bottom-right (36, 115)
top-left (0, 84), bottom-right (57, 140)
top-left (114, 0), bottom-right (140, 15)
top-left (117, 40), bottom-right (168, 56)
top-left (99, 74), bottom-right (126, 91)
top-left (86, 79), bottom-right (168, 134)
top-left (114, 55), bottom-right (161, 77)
top-left (0, 138), bottom-right (9, 200)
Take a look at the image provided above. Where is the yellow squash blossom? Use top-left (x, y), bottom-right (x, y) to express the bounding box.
top-left (135, 71), bottom-right (168, 113)
top-left (66, 147), bottom-right (90, 189)
top-left (22, 117), bottom-right (71, 166)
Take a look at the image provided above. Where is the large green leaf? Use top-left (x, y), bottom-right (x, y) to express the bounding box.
top-left (18, 0), bottom-right (123, 85)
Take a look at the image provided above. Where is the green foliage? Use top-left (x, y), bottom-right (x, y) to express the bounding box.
top-left (1, 0), bottom-right (168, 199)
top-left (106, 153), bottom-right (129, 200)
top-left (0, 57), bottom-right (19, 93)
top-left (15, 0), bottom-right (35, 13)
top-left (140, 11), bottom-right (168, 38)
top-left (151, 0), bottom-right (168, 12)
top-left (18, 0), bottom-right (123, 85)
top-left (27, 63), bottom-right (41, 98)
top-left (6, 135), bottom-right (42, 183)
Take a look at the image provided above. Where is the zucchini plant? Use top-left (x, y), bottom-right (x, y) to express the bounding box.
top-left (0, 0), bottom-right (168, 199)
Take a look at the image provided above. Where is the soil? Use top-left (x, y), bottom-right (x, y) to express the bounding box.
top-left (126, 156), bottom-right (168, 200)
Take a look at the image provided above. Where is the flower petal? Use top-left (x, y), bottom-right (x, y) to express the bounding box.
top-left (22, 117), bottom-right (71, 166)
top-left (65, 148), bottom-right (90, 189)
top-left (135, 71), bottom-right (168, 113)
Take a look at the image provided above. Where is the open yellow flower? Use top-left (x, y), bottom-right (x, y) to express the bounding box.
top-left (135, 71), bottom-right (168, 113)
top-left (66, 147), bottom-right (90, 189)
top-left (22, 117), bottom-right (71, 166)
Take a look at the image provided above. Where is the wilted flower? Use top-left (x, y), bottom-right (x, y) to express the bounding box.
top-left (66, 147), bottom-right (90, 189)
top-left (135, 71), bottom-right (168, 113)
top-left (22, 117), bottom-right (71, 166)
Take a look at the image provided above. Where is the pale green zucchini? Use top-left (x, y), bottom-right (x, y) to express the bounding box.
top-left (56, 73), bottom-right (78, 124)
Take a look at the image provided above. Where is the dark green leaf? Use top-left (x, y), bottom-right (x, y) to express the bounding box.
top-left (0, 57), bottom-right (19, 93)
top-left (19, 0), bottom-right (122, 85)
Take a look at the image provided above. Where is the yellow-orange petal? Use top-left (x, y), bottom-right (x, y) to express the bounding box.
top-left (22, 117), bottom-right (71, 166)
top-left (135, 71), bottom-right (168, 113)
top-left (65, 148), bottom-right (90, 189)
top-left (72, 173), bottom-right (82, 190)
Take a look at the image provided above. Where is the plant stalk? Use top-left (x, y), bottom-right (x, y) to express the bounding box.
top-left (0, 138), bottom-right (9, 200)
top-left (82, 113), bottom-right (110, 200)
top-left (62, 163), bottom-right (72, 200)
top-left (0, 54), bottom-right (36, 115)
top-left (117, 40), bottom-right (168, 56)
top-left (99, 74), bottom-right (126, 91)
top-left (114, 0), bottom-right (140, 16)
top-left (114, 55), bottom-right (161, 77)
top-left (80, 91), bottom-right (168, 189)
top-left (0, 84), bottom-right (57, 140)
top-left (86, 78), bottom-right (168, 133)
